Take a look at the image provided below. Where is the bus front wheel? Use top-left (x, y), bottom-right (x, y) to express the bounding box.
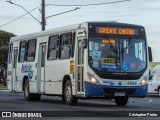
top-left (24, 80), bottom-right (41, 101)
top-left (114, 96), bottom-right (128, 106)
top-left (64, 80), bottom-right (78, 105)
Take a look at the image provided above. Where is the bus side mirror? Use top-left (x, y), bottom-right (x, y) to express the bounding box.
top-left (83, 39), bottom-right (87, 48)
top-left (148, 47), bottom-right (153, 62)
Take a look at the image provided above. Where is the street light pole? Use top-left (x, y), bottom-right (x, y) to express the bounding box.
top-left (41, 0), bottom-right (45, 31)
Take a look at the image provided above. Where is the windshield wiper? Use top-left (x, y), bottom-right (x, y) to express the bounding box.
top-left (106, 38), bottom-right (117, 54)
top-left (121, 37), bottom-right (133, 61)
top-left (122, 37), bottom-right (133, 53)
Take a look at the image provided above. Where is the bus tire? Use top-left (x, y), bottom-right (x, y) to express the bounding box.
top-left (62, 95), bottom-right (65, 102)
top-left (24, 80), bottom-right (41, 101)
top-left (158, 88), bottom-right (160, 97)
top-left (114, 96), bottom-right (128, 106)
top-left (64, 80), bottom-right (78, 105)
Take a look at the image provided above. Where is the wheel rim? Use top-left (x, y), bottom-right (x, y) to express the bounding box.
top-left (65, 85), bottom-right (72, 102)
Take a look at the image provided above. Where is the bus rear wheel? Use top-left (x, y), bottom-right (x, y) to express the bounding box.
top-left (158, 88), bottom-right (160, 97)
top-left (114, 96), bottom-right (128, 106)
top-left (24, 80), bottom-right (41, 101)
top-left (64, 80), bottom-right (78, 105)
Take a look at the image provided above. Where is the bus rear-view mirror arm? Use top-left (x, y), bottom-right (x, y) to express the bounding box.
top-left (148, 47), bottom-right (153, 62)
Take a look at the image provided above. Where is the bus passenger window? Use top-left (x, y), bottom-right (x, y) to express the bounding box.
top-left (27, 39), bottom-right (36, 62)
top-left (18, 41), bottom-right (27, 62)
top-left (59, 33), bottom-right (72, 59)
top-left (8, 43), bottom-right (13, 64)
top-left (47, 35), bottom-right (59, 60)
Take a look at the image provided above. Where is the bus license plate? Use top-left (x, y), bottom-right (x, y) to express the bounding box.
top-left (114, 92), bottom-right (125, 96)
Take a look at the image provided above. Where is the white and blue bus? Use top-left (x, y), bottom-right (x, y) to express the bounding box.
top-left (7, 22), bottom-right (152, 106)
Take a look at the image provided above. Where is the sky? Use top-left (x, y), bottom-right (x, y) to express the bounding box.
top-left (0, 0), bottom-right (160, 62)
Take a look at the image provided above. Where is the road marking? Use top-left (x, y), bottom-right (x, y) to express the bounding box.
top-left (148, 98), bottom-right (152, 102)
top-left (129, 98), bottom-right (134, 103)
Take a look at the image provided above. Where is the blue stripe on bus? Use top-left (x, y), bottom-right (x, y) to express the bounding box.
top-left (84, 81), bottom-right (148, 97)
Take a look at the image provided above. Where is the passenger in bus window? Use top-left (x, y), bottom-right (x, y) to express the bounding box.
top-left (20, 50), bottom-right (25, 62)
top-left (61, 46), bottom-right (70, 59)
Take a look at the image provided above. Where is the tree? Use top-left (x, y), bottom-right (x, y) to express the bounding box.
top-left (0, 30), bottom-right (15, 71)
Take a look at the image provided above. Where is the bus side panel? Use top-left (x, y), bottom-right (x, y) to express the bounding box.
top-left (45, 82), bottom-right (62, 94)
top-left (16, 81), bottom-right (23, 92)
top-left (16, 63), bottom-right (27, 92)
top-left (45, 60), bottom-right (70, 95)
top-left (7, 64), bottom-right (12, 91)
top-left (16, 57), bottom-right (38, 93)
top-left (57, 60), bottom-right (71, 94)
top-left (29, 81), bottom-right (37, 93)
top-left (45, 60), bottom-right (59, 94)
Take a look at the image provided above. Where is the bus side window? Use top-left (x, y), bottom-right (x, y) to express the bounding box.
top-left (59, 33), bottom-right (71, 59)
top-left (8, 43), bottom-right (13, 64)
top-left (18, 41), bottom-right (27, 63)
top-left (47, 35), bottom-right (59, 60)
top-left (26, 39), bottom-right (37, 62)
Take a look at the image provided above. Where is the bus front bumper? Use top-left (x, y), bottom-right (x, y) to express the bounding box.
top-left (84, 81), bottom-right (148, 97)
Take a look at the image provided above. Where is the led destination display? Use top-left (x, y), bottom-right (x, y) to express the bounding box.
top-left (96, 27), bottom-right (140, 36)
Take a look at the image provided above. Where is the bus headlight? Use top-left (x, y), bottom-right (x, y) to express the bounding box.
top-left (90, 76), bottom-right (97, 83)
top-left (139, 75), bottom-right (148, 86)
top-left (87, 72), bottom-right (99, 84)
top-left (139, 79), bottom-right (146, 86)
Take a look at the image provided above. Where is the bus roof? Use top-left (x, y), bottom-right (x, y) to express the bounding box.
top-left (10, 21), bottom-right (144, 42)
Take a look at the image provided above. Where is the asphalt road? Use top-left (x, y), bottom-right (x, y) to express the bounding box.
top-left (0, 90), bottom-right (160, 120)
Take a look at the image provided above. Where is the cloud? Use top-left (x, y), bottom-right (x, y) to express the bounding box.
top-left (132, 7), bottom-right (160, 13)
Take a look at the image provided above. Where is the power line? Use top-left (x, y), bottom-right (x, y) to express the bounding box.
top-left (0, 0), bottom-right (131, 28)
top-left (0, 6), bottom-right (80, 28)
top-left (0, 7), bottom-right (38, 28)
top-left (6, 1), bottom-right (41, 25)
top-left (46, 0), bottom-right (131, 7)
top-left (46, 7), bottom-right (80, 19)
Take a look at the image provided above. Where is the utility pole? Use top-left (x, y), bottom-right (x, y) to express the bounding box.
top-left (6, 0), bottom-right (80, 31)
top-left (41, 0), bottom-right (45, 31)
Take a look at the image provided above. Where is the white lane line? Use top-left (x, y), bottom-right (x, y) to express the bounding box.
top-left (129, 98), bottom-right (134, 103)
top-left (148, 98), bottom-right (153, 102)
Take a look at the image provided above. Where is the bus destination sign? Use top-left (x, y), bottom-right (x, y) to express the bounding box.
top-left (96, 27), bottom-right (140, 36)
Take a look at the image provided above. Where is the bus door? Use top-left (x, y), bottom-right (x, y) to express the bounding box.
top-left (76, 38), bottom-right (85, 94)
top-left (11, 48), bottom-right (18, 91)
top-left (37, 43), bottom-right (46, 93)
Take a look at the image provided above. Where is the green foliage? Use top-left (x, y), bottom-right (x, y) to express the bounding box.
top-left (0, 30), bottom-right (15, 70)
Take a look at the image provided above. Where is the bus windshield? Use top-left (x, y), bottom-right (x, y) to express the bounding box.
top-left (88, 37), bottom-right (147, 73)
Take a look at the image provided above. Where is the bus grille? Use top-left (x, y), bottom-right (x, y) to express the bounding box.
top-left (103, 88), bottom-right (136, 96)
top-left (97, 74), bottom-right (141, 80)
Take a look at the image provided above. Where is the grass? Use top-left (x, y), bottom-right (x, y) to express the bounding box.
top-left (0, 86), bottom-right (8, 90)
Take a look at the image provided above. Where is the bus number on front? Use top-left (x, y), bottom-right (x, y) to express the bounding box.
top-left (101, 58), bottom-right (115, 64)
